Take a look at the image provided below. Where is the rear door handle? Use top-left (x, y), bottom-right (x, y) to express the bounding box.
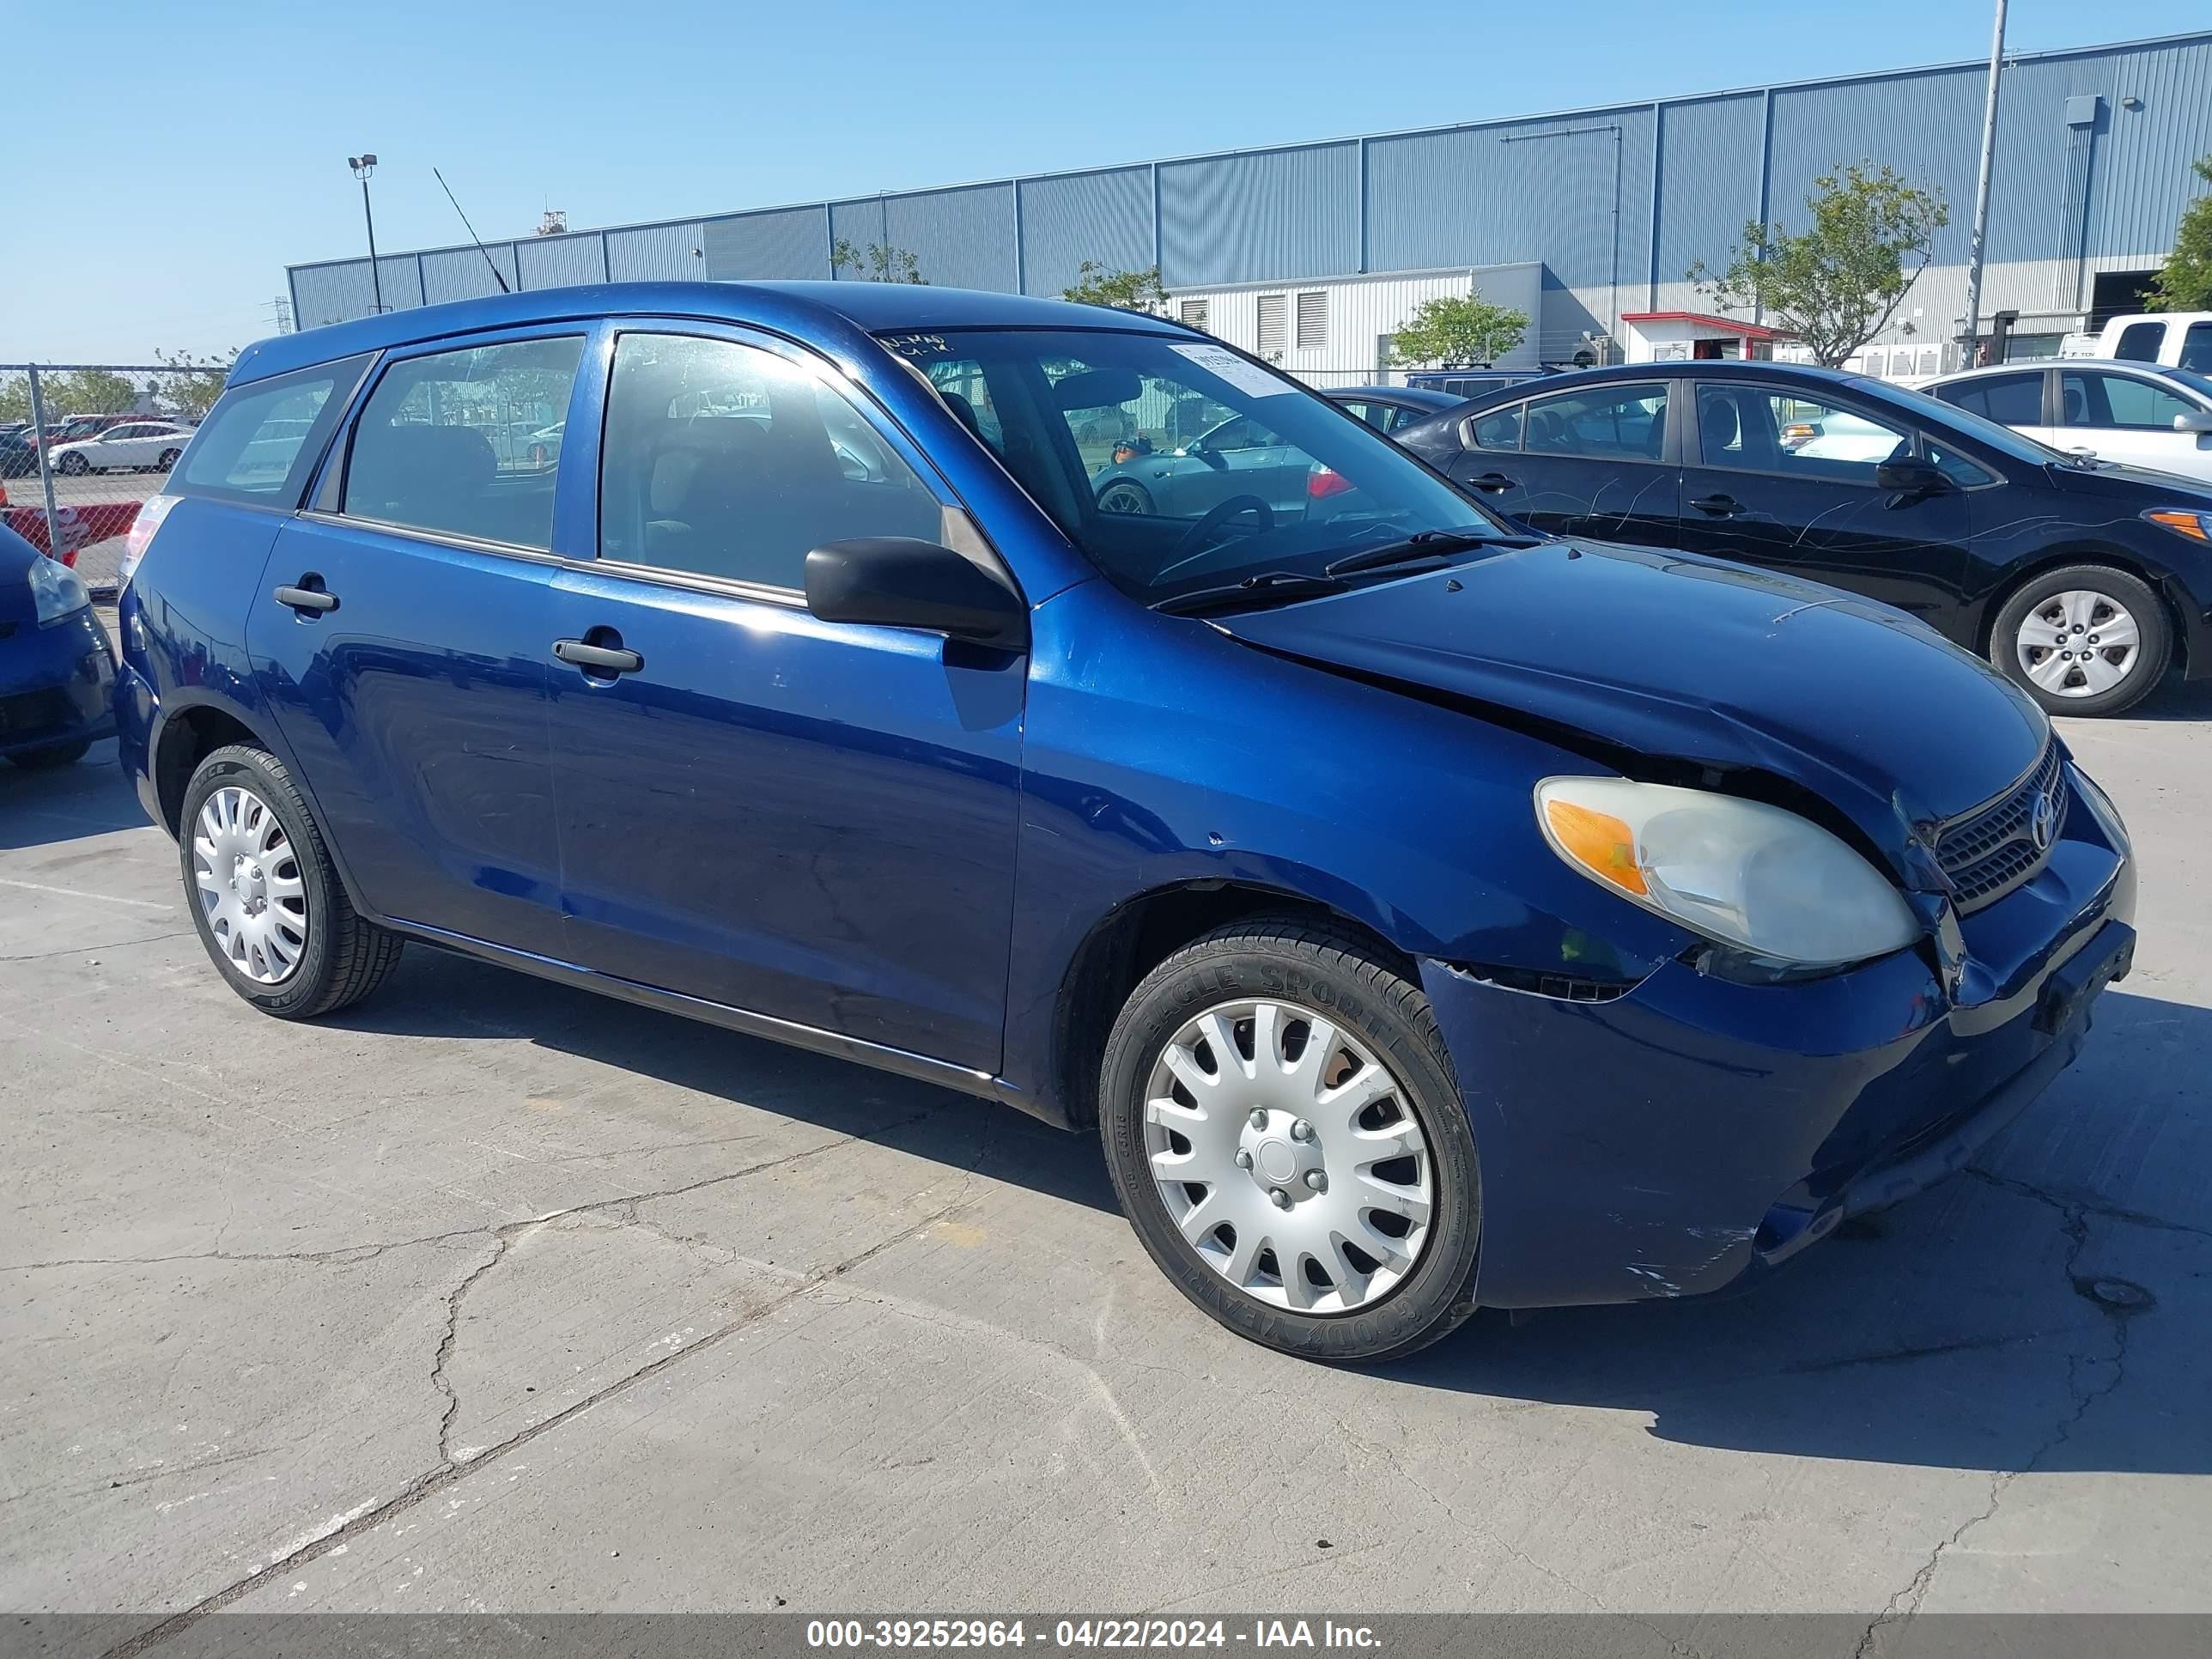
top-left (272, 583), bottom-right (338, 615)
top-left (552, 638), bottom-right (643, 675)
top-left (1465, 471), bottom-right (1518, 493)
top-left (1690, 494), bottom-right (1745, 517)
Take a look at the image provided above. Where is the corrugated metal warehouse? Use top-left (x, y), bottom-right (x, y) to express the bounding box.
top-left (286, 28), bottom-right (2212, 382)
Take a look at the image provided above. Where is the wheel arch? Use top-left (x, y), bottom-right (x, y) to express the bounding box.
top-left (1048, 878), bottom-right (1417, 1129)
top-left (1974, 547), bottom-right (2192, 678)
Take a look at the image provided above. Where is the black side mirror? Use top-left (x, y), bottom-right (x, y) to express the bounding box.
top-left (1875, 458), bottom-right (1948, 495)
top-left (805, 538), bottom-right (1028, 652)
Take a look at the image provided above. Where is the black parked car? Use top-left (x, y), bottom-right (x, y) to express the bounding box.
top-left (1395, 361), bottom-right (2212, 715)
top-left (1323, 385), bottom-right (1468, 434)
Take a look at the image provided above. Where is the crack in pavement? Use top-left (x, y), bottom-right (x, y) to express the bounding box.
top-left (1965, 1165), bottom-right (2212, 1242)
top-left (100, 1097), bottom-right (984, 1659)
top-left (1851, 1184), bottom-right (2142, 1659)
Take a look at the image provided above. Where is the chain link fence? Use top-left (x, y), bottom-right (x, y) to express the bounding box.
top-left (1, 362), bottom-right (230, 596)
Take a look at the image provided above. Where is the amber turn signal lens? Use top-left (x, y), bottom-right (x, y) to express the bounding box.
top-left (2146, 510), bottom-right (2209, 542)
top-left (1541, 798), bottom-right (1647, 896)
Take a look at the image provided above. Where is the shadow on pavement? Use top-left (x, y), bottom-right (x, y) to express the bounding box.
top-left (0, 739), bottom-right (146, 851)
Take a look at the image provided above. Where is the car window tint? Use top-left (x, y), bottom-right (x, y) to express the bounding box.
top-left (1696, 387), bottom-right (1909, 482)
top-left (598, 333), bottom-right (940, 589)
top-left (2112, 321), bottom-right (2163, 363)
top-left (2066, 371), bottom-right (2193, 431)
top-left (1522, 384), bottom-right (1668, 460)
top-left (342, 337), bottom-right (582, 550)
top-left (175, 355), bottom-right (371, 507)
top-left (1468, 404), bottom-right (1522, 450)
top-left (1923, 438), bottom-right (1996, 489)
top-left (1942, 372), bottom-right (2041, 425)
top-left (2183, 324), bottom-right (2212, 374)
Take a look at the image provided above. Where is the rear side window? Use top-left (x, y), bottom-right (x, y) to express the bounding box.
top-left (1468, 404), bottom-right (1523, 450)
top-left (174, 355), bottom-right (371, 507)
top-left (341, 337), bottom-right (584, 551)
top-left (598, 333), bottom-right (940, 590)
top-left (2112, 321), bottom-right (2163, 362)
top-left (1940, 372), bottom-right (2042, 426)
top-left (1522, 383), bottom-right (1668, 460)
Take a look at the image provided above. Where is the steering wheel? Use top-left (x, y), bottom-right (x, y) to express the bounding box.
top-left (1172, 495), bottom-right (1274, 562)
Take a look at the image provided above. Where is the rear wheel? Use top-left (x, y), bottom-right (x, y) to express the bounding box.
top-left (1099, 918), bottom-right (1482, 1363)
top-left (1991, 564), bottom-right (2170, 717)
top-left (157, 447), bottom-right (180, 471)
top-left (179, 744), bottom-right (404, 1018)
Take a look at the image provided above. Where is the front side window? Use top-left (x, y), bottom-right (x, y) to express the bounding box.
top-left (1940, 372), bottom-right (2042, 426)
top-left (878, 327), bottom-right (1508, 606)
top-left (175, 355), bottom-right (371, 507)
top-left (1521, 384), bottom-right (1668, 461)
top-left (2183, 323), bottom-right (2212, 373)
top-left (2112, 321), bottom-right (2163, 363)
top-left (1695, 386), bottom-right (1909, 482)
top-left (599, 333), bottom-right (940, 589)
top-left (342, 337), bottom-right (584, 550)
top-left (2064, 371), bottom-right (2194, 431)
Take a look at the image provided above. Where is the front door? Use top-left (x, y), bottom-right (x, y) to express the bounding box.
top-left (246, 331), bottom-right (586, 957)
top-left (1442, 380), bottom-right (1680, 547)
top-left (1675, 381), bottom-right (1973, 634)
top-left (542, 328), bottom-right (1024, 1073)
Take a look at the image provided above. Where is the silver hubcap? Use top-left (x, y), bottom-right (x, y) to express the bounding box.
top-left (1143, 999), bottom-right (1434, 1315)
top-left (2016, 589), bottom-right (2140, 700)
top-left (191, 786), bottom-right (308, 985)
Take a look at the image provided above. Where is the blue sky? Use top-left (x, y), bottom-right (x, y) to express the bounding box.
top-left (4, 0), bottom-right (2198, 362)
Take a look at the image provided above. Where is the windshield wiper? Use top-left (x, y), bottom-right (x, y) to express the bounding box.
top-left (1151, 570), bottom-right (1347, 617)
top-left (1322, 526), bottom-right (1528, 577)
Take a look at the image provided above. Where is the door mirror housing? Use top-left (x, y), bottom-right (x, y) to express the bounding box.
top-left (2173, 410), bottom-right (2212, 434)
top-left (1874, 458), bottom-right (1948, 495)
top-left (805, 538), bottom-right (1028, 651)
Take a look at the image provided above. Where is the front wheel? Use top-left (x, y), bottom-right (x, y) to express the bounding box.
top-left (58, 452), bottom-right (88, 476)
top-left (157, 448), bottom-right (181, 471)
top-left (1099, 918), bottom-right (1482, 1363)
top-left (179, 744), bottom-right (404, 1018)
top-left (1990, 564), bottom-right (2170, 716)
top-left (1097, 479), bottom-right (1153, 516)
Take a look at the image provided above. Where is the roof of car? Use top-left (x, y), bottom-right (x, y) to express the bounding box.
top-left (1322, 385), bottom-right (1464, 406)
top-left (1925, 358), bottom-right (2198, 386)
top-left (233, 282), bottom-right (1190, 387)
top-left (1428, 357), bottom-right (1875, 410)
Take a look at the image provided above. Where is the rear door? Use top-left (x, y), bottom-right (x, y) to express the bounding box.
top-left (1440, 380), bottom-right (1680, 546)
top-left (1675, 380), bottom-right (1972, 631)
top-left (1931, 369), bottom-right (2055, 449)
top-left (2056, 368), bottom-right (2212, 478)
top-left (246, 329), bottom-right (587, 957)
top-left (540, 325), bottom-right (1024, 1072)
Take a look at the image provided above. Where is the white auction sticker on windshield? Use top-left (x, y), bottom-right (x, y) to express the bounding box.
top-left (1168, 342), bottom-right (1293, 398)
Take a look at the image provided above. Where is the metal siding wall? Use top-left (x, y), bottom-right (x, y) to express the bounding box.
top-left (605, 221), bottom-right (704, 282)
top-left (702, 207), bottom-right (831, 280)
top-left (373, 254), bottom-right (425, 310)
top-left (1158, 144), bottom-right (1358, 287)
top-left (420, 243), bottom-right (519, 307)
top-left (828, 199), bottom-right (885, 275)
top-left (2091, 37), bottom-right (2212, 257)
top-left (884, 184), bottom-right (1018, 291)
top-left (290, 262), bottom-right (381, 329)
top-left (1018, 167), bottom-right (1152, 296)
top-left (1652, 94), bottom-right (1765, 291)
top-left (1765, 69), bottom-right (1983, 268)
top-left (515, 232), bottom-right (608, 290)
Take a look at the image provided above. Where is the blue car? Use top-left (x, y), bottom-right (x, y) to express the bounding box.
top-left (1, 523), bottom-right (114, 768)
top-left (115, 283), bottom-right (2136, 1362)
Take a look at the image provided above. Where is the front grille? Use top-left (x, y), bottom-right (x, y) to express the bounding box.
top-left (1933, 744), bottom-right (2066, 910)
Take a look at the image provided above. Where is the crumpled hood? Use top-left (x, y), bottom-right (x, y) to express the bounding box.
top-left (1214, 540), bottom-right (2049, 884)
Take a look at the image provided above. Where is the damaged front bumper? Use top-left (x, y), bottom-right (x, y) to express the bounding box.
top-left (1419, 764), bottom-right (2136, 1310)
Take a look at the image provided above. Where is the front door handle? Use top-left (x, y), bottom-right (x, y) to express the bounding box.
top-left (552, 637), bottom-right (643, 675)
top-left (1690, 493), bottom-right (1745, 517)
top-left (273, 583), bottom-right (338, 615)
top-left (1465, 471), bottom-right (1518, 493)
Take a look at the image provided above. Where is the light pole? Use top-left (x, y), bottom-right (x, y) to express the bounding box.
top-left (349, 154), bottom-right (385, 314)
top-left (1960, 1), bottom-right (2008, 367)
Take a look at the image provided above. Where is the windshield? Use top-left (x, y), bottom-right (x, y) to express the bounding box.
top-left (878, 326), bottom-right (1507, 605)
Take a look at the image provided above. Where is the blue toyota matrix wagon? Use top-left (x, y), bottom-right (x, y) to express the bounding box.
top-left (115, 283), bottom-right (2136, 1360)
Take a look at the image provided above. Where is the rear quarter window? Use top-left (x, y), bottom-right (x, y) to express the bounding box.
top-left (174, 355), bottom-right (374, 507)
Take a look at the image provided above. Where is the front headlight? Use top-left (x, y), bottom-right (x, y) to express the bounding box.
top-left (27, 554), bottom-right (89, 626)
top-left (1534, 776), bottom-right (1921, 970)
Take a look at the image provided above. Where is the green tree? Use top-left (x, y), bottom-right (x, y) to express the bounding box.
top-left (153, 349), bottom-right (238, 422)
top-left (2147, 155), bottom-right (2212, 313)
top-left (1061, 261), bottom-right (1170, 313)
top-left (1388, 291), bottom-right (1529, 368)
top-left (0, 376), bottom-right (29, 424)
top-left (830, 238), bottom-right (927, 283)
top-left (1690, 161), bottom-right (1948, 367)
top-left (45, 368), bottom-right (139, 415)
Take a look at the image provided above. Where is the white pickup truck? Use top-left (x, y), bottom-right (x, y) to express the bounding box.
top-left (2058, 311), bottom-right (2212, 371)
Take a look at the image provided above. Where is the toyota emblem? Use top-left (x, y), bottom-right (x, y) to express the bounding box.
top-left (2030, 789), bottom-right (2058, 853)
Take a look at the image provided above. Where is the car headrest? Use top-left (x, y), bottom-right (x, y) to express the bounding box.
top-left (348, 423), bottom-right (495, 518)
top-left (2063, 386), bottom-right (2086, 423)
top-left (1699, 395), bottom-right (1740, 452)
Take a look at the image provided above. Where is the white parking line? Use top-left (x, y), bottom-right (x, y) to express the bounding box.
top-left (0, 877), bottom-right (175, 912)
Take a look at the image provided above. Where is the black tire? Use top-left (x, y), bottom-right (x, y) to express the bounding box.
top-left (1099, 917), bottom-right (1482, 1364)
top-left (157, 448), bottom-right (180, 471)
top-left (58, 452), bottom-right (88, 476)
top-left (8, 738), bottom-right (91, 769)
top-left (179, 744), bottom-right (404, 1018)
top-left (1097, 479), bottom-right (1153, 516)
top-left (1990, 563), bottom-right (2171, 717)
